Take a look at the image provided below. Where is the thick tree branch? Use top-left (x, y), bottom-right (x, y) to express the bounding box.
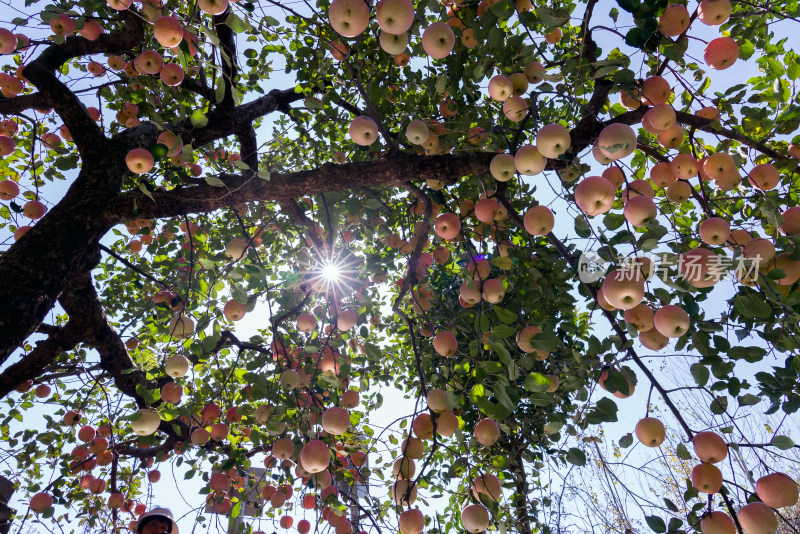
top-left (105, 152), bottom-right (494, 221)
top-left (237, 126), bottom-right (259, 176)
top-left (22, 62), bottom-right (106, 155)
top-left (113, 87), bottom-right (304, 149)
top-left (179, 76), bottom-right (215, 101)
top-left (30, 11), bottom-right (144, 73)
top-left (0, 271), bottom-right (100, 398)
top-left (0, 93), bottom-right (50, 116)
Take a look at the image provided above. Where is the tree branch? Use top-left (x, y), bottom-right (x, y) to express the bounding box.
top-left (0, 93), bottom-right (50, 116)
top-left (104, 152), bottom-right (494, 222)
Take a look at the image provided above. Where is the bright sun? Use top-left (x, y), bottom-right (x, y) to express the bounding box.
top-left (320, 262), bottom-right (342, 281)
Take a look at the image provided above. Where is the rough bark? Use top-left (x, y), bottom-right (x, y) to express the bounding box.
top-left (0, 150), bottom-right (128, 363)
top-left (0, 475), bottom-right (13, 534)
top-left (104, 152), bottom-right (496, 221)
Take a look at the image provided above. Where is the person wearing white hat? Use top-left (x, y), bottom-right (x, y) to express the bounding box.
top-left (137, 507), bottom-right (179, 534)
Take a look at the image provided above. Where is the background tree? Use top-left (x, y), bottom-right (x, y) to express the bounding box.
top-left (0, 0), bottom-right (799, 533)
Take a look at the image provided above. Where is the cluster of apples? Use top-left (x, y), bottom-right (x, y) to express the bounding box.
top-left (397, 59), bottom-right (543, 155)
top-left (328, 0), bottom-right (458, 63)
top-left (392, 435), bottom-right (424, 533)
top-left (689, 431), bottom-right (798, 534)
top-left (656, 0), bottom-right (739, 70)
top-left (26, 413), bottom-right (157, 521)
top-left (0, 118), bottom-right (50, 233)
top-left (631, 421), bottom-right (799, 534)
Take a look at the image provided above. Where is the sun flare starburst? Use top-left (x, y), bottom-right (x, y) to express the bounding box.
top-left (297, 245), bottom-right (360, 295)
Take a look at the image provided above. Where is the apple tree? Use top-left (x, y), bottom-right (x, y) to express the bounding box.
top-left (0, 0), bottom-right (799, 533)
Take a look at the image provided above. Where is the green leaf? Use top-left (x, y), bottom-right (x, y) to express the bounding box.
top-left (645, 516), bottom-right (666, 533)
top-left (690, 363), bottom-right (709, 386)
top-left (489, 341), bottom-right (512, 366)
top-left (190, 109), bottom-right (209, 128)
top-left (491, 256), bottom-right (513, 270)
top-left (205, 176), bottom-right (226, 187)
top-left (619, 433), bottom-right (633, 448)
top-left (524, 372), bottom-right (550, 392)
top-left (494, 307), bottom-right (518, 324)
top-left (664, 498), bottom-right (679, 513)
top-left (215, 77), bottom-right (226, 103)
top-left (493, 384), bottom-right (517, 413)
top-left (527, 392), bottom-right (554, 406)
top-left (737, 394), bottom-right (761, 406)
top-left (138, 182), bottom-right (155, 202)
top-left (587, 397), bottom-right (618, 424)
top-left (710, 396), bottom-right (728, 415)
top-left (565, 447), bottom-right (586, 466)
top-left (574, 215), bottom-right (591, 237)
top-left (770, 435), bottom-right (795, 450)
top-left (225, 13), bottom-right (249, 33)
top-left (536, 6), bottom-right (570, 26)
top-left (675, 443), bottom-right (691, 460)
top-left (739, 39), bottom-right (755, 60)
top-left (231, 284), bottom-right (248, 304)
top-left (531, 331), bottom-right (560, 351)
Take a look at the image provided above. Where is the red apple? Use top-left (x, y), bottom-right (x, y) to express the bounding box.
top-left (658, 4), bottom-right (691, 36)
top-left (699, 217), bottom-right (731, 246)
top-left (435, 213), bottom-right (461, 240)
top-left (23, 200), bottom-right (47, 219)
top-left (693, 431), bottom-right (728, 463)
top-left (474, 418), bottom-right (500, 447)
top-left (704, 37), bottom-right (738, 70)
top-left (515, 145), bottom-right (546, 175)
top-left (198, 0), bottom-right (229, 15)
top-left (624, 303), bottom-right (654, 332)
top-left (488, 75), bottom-right (513, 101)
top-left (0, 180), bottom-right (19, 200)
top-left (432, 331), bottom-right (457, 357)
top-left (329, 0), bottom-right (369, 37)
top-left (154, 16), bottom-right (183, 48)
top-left (523, 205), bottom-right (555, 235)
top-left (461, 504), bottom-right (490, 534)
top-left (490, 153), bottom-right (516, 182)
top-left (642, 76), bottom-right (672, 105)
top-left (399, 509), bottom-right (424, 534)
top-left (596, 123), bottom-right (637, 161)
top-left (223, 299), bottom-right (246, 321)
top-left (348, 116), bottom-right (378, 146)
top-left (748, 163), bottom-right (780, 190)
top-left (300, 440), bottom-right (330, 473)
top-left (698, 0), bottom-right (731, 25)
top-left (421, 22), bottom-right (455, 59)
top-left (126, 148), bottom-right (155, 174)
top-left (536, 123), bottom-right (571, 159)
top-left (756, 472), bottom-right (799, 509)
top-left (691, 463), bottom-right (723, 493)
top-left (29, 492), bottom-right (53, 513)
top-left (575, 176), bottom-right (615, 216)
top-left (322, 406), bottom-right (350, 435)
top-left (737, 502), bottom-right (778, 534)
top-left (699, 511), bottom-right (735, 534)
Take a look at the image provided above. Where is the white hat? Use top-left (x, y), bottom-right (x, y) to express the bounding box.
top-left (137, 507), bottom-right (179, 534)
